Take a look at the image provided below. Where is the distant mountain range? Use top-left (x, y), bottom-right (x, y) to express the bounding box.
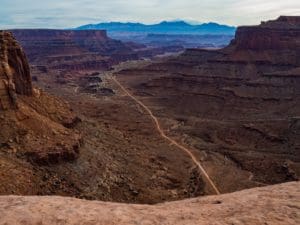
top-left (76, 21), bottom-right (236, 35)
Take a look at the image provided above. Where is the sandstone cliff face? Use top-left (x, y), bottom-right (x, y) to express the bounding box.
top-left (0, 31), bottom-right (32, 109)
top-left (223, 16), bottom-right (300, 66)
top-left (11, 29), bottom-right (138, 71)
top-left (232, 26), bottom-right (300, 51)
top-left (0, 32), bottom-right (82, 195)
top-left (10, 30), bottom-right (88, 61)
top-left (262, 16), bottom-right (300, 28)
top-left (0, 182), bottom-right (299, 225)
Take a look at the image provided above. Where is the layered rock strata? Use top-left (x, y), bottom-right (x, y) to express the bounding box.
top-left (115, 16), bottom-right (300, 193)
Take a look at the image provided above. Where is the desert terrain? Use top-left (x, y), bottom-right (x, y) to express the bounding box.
top-left (0, 15), bottom-right (299, 224)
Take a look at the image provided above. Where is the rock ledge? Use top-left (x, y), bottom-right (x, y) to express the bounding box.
top-left (0, 182), bottom-right (299, 225)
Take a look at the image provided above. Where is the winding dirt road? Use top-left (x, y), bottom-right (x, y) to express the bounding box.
top-left (111, 75), bottom-right (220, 195)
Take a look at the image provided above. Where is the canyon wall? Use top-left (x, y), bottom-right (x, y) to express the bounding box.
top-left (0, 31), bottom-right (82, 194)
top-left (0, 31), bottom-right (32, 109)
top-left (11, 29), bottom-right (138, 71)
top-left (223, 16), bottom-right (300, 65)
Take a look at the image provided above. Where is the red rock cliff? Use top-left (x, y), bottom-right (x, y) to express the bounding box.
top-left (10, 29), bottom-right (138, 71)
top-left (0, 31), bottom-right (32, 109)
top-left (233, 19), bottom-right (300, 50)
top-left (0, 31), bottom-right (81, 167)
top-left (223, 16), bottom-right (300, 65)
top-left (11, 29), bottom-right (135, 60)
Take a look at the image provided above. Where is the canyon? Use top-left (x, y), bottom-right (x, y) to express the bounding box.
top-left (0, 16), bottom-right (299, 224)
top-left (11, 29), bottom-right (185, 72)
top-left (1, 31), bottom-right (200, 203)
top-left (115, 16), bottom-right (300, 193)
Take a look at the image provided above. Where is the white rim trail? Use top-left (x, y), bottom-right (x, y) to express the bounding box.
top-left (111, 75), bottom-right (220, 195)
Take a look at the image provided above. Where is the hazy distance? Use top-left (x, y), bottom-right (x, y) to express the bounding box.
top-left (1, 0), bottom-right (300, 29)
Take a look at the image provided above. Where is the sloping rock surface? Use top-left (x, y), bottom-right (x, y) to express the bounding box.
top-left (0, 182), bottom-right (299, 225)
top-left (0, 31), bottom-right (32, 109)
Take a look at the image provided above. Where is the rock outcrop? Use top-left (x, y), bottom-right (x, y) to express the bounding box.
top-left (0, 31), bottom-right (81, 194)
top-left (0, 181), bottom-right (299, 225)
top-left (231, 16), bottom-right (300, 50)
top-left (223, 16), bottom-right (300, 66)
top-left (0, 31), bottom-right (32, 109)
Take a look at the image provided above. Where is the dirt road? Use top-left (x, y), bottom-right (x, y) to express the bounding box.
top-left (111, 75), bottom-right (220, 195)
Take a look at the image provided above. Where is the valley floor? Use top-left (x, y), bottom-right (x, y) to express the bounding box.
top-left (24, 60), bottom-right (205, 203)
top-left (16, 56), bottom-right (297, 203)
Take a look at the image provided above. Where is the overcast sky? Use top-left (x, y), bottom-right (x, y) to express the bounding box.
top-left (1, 0), bottom-right (299, 29)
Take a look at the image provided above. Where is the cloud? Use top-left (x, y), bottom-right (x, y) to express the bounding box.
top-left (0, 0), bottom-right (299, 29)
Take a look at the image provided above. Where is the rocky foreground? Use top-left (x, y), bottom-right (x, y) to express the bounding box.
top-left (0, 182), bottom-right (299, 225)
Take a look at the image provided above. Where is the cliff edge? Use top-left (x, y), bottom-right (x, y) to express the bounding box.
top-left (0, 182), bottom-right (299, 225)
top-left (0, 32), bottom-right (81, 195)
top-left (0, 31), bottom-right (32, 109)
